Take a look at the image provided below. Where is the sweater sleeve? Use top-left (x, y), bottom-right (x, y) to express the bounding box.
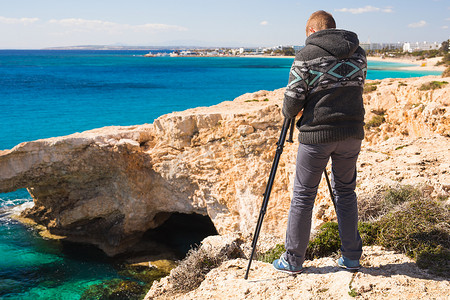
top-left (282, 61), bottom-right (308, 119)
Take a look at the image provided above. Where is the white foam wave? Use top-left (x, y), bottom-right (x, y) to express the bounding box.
top-left (0, 199), bottom-right (34, 218)
top-left (8, 201), bottom-right (35, 215)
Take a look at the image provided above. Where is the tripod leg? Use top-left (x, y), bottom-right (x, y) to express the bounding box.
top-left (323, 170), bottom-right (336, 210)
top-left (244, 118), bottom-right (292, 280)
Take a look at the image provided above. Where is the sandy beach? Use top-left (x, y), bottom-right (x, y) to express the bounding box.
top-left (242, 55), bottom-right (445, 72)
top-left (367, 56), bottom-right (445, 72)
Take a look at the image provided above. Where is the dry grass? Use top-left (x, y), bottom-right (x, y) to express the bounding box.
top-left (169, 239), bottom-right (243, 293)
top-left (364, 115), bottom-right (386, 129)
top-left (418, 81), bottom-right (448, 91)
top-left (260, 185), bottom-right (449, 277)
top-left (375, 197), bottom-right (449, 277)
top-left (442, 66), bottom-right (450, 77)
top-left (359, 185), bottom-right (450, 277)
top-left (364, 81), bottom-right (381, 94)
top-left (170, 247), bottom-right (225, 292)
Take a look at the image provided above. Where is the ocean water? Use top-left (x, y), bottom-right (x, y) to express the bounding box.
top-left (0, 50), bottom-right (442, 299)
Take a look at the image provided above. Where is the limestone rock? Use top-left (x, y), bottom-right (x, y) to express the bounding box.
top-left (0, 77), bottom-right (449, 256)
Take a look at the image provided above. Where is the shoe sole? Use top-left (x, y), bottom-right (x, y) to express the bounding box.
top-left (337, 263), bottom-right (360, 270)
top-left (273, 265), bottom-right (303, 275)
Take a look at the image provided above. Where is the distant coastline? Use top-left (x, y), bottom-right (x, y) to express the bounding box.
top-left (2, 47), bottom-right (445, 73)
top-left (141, 49), bottom-right (445, 73)
top-left (367, 56), bottom-right (445, 72)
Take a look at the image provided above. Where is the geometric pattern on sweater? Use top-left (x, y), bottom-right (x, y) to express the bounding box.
top-left (286, 52), bottom-right (367, 98)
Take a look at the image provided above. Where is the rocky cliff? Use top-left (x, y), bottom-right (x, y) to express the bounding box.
top-left (0, 76), bottom-right (449, 257)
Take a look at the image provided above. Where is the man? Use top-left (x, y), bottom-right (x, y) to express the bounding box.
top-left (273, 10), bottom-right (366, 274)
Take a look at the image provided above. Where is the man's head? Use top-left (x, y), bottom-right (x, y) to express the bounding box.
top-left (306, 10), bottom-right (336, 37)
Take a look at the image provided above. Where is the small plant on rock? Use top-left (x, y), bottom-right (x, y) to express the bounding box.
top-left (258, 243), bottom-right (286, 263)
top-left (418, 81), bottom-right (448, 91)
top-left (170, 246), bottom-right (226, 292)
top-left (363, 81), bottom-right (381, 93)
top-left (305, 222), bottom-right (341, 259)
top-left (365, 115), bottom-right (386, 129)
top-left (169, 240), bottom-right (243, 293)
top-left (442, 66), bottom-right (450, 77)
top-left (383, 185), bottom-right (421, 206)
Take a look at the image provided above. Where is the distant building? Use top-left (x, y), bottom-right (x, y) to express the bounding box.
top-left (360, 43), bottom-right (370, 51)
top-left (180, 50), bottom-right (196, 56)
top-left (359, 41), bottom-right (442, 53)
top-left (360, 42), bottom-right (403, 51)
top-left (403, 43), bottom-right (412, 53)
top-left (293, 45), bottom-right (304, 53)
top-left (403, 41), bottom-right (441, 52)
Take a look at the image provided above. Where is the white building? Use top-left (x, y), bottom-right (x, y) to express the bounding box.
top-left (360, 42), bottom-right (403, 51)
top-left (403, 41), bottom-right (441, 52)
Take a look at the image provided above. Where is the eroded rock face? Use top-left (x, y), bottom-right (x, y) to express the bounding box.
top-left (0, 76), bottom-right (449, 256)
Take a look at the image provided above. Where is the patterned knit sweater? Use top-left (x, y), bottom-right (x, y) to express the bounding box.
top-left (282, 29), bottom-right (367, 144)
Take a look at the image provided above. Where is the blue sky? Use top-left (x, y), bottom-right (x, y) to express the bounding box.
top-left (0, 0), bottom-right (449, 49)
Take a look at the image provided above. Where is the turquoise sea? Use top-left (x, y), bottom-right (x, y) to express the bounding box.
top-left (0, 50), bottom-right (442, 299)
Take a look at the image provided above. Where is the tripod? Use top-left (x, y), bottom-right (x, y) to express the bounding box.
top-left (244, 118), bottom-right (336, 279)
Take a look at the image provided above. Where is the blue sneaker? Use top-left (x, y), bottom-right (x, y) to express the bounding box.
top-left (273, 255), bottom-right (303, 274)
top-left (337, 256), bottom-right (360, 270)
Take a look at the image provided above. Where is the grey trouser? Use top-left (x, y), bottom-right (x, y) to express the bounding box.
top-left (284, 138), bottom-right (363, 267)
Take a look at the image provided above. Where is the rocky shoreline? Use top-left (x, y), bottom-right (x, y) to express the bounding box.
top-left (1, 75), bottom-right (449, 298)
top-left (146, 244), bottom-right (449, 300)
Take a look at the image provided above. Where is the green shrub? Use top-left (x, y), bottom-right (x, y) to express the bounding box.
top-left (360, 185), bottom-right (450, 277)
top-left (348, 288), bottom-right (358, 297)
top-left (364, 85), bottom-right (377, 93)
top-left (259, 185), bottom-right (450, 278)
top-left (416, 246), bottom-right (450, 277)
top-left (383, 185), bottom-right (421, 206)
top-left (363, 81), bottom-right (381, 93)
top-left (358, 222), bottom-right (379, 246)
top-left (258, 222), bottom-right (342, 263)
top-left (437, 194), bottom-right (449, 201)
top-left (258, 243), bottom-right (286, 263)
top-left (438, 52), bottom-right (450, 66)
top-left (364, 115), bottom-right (385, 129)
top-left (375, 197), bottom-right (450, 277)
top-left (305, 222), bottom-right (341, 259)
top-left (259, 222), bottom-right (379, 263)
top-left (442, 66), bottom-right (450, 77)
top-left (418, 81), bottom-right (448, 91)
top-left (371, 109), bottom-right (386, 116)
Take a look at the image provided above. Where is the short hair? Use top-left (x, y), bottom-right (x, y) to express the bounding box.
top-left (306, 10), bottom-right (336, 36)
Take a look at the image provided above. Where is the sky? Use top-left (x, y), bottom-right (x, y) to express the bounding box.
top-left (0, 0), bottom-right (449, 49)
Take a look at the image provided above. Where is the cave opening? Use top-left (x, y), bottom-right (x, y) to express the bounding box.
top-left (142, 212), bottom-right (219, 259)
